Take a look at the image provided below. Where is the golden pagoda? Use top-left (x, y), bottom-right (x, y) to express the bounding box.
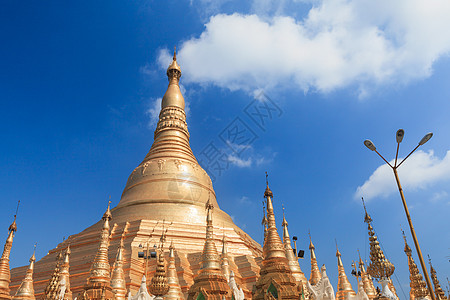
top-left (43, 251), bottom-right (63, 300)
top-left (111, 234), bottom-right (127, 300)
top-left (165, 242), bottom-right (184, 300)
top-left (186, 196), bottom-right (231, 300)
top-left (252, 175), bottom-right (299, 300)
top-left (0, 214), bottom-right (17, 300)
top-left (59, 246), bottom-right (72, 300)
top-left (10, 49), bottom-right (261, 298)
top-left (428, 257), bottom-right (447, 300)
top-left (362, 199), bottom-right (398, 300)
top-left (335, 246), bottom-right (356, 300)
top-left (12, 248), bottom-right (35, 300)
top-left (308, 234), bottom-right (321, 286)
top-left (358, 253), bottom-right (376, 300)
top-left (403, 232), bottom-right (430, 300)
top-left (281, 209), bottom-right (307, 288)
top-left (80, 202), bottom-right (115, 300)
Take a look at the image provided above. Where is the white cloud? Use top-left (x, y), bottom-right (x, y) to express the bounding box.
top-left (228, 154), bottom-right (252, 167)
top-left (355, 150), bottom-right (450, 201)
top-left (158, 0), bottom-right (450, 95)
top-left (430, 191), bottom-right (448, 203)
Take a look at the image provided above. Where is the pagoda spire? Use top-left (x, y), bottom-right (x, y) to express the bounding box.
top-left (403, 231), bottom-right (430, 300)
top-left (58, 245), bottom-right (72, 300)
top-left (44, 250), bottom-right (63, 300)
top-left (428, 256), bottom-right (446, 300)
top-left (165, 242), bottom-right (184, 300)
top-left (308, 232), bottom-right (321, 286)
top-left (111, 232), bottom-right (127, 300)
top-left (81, 201), bottom-right (115, 300)
top-left (187, 194), bottom-right (231, 300)
top-left (261, 202), bottom-right (268, 243)
top-left (144, 46), bottom-right (195, 165)
top-left (252, 173), bottom-right (299, 300)
top-left (13, 245), bottom-right (36, 300)
top-left (0, 203), bottom-right (19, 300)
top-left (335, 244), bottom-right (356, 300)
top-left (221, 235), bottom-right (230, 282)
top-left (358, 251), bottom-right (376, 300)
top-left (281, 208), bottom-right (307, 287)
top-left (362, 198), bottom-right (397, 300)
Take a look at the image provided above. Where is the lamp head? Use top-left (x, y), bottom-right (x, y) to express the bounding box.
top-left (396, 129), bottom-right (404, 143)
top-left (364, 140), bottom-right (376, 151)
top-left (419, 132), bottom-right (433, 145)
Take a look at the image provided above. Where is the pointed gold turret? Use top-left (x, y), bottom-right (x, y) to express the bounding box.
top-left (403, 232), bottom-right (430, 300)
top-left (281, 209), bottom-right (307, 287)
top-left (358, 252), bottom-right (376, 300)
top-left (44, 251), bottom-right (63, 300)
top-left (58, 245), bottom-right (72, 300)
top-left (111, 234), bottom-right (126, 300)
top-left (428, 256), bottom-right (446, 300)
top-left (13, 247), bottom-right (36, 300)
top-left (165, 242), bottom-right (184, 300)
top-left (335, 246), bottom-right (356, 300)
top-left (81, 201), bottom-right (114, 300)
top-left (308, 234), bottom-right (321, 286)
top-left (0, 213), bottom-right (18, 300)
top-left (363, 199), bottom-right (397, 300)
top-left (187, 194), bottom-right (231, 300)
top-left (221, 235), bottom-right (230, 282)
top-left (252, 173), bottom-right (299, 300)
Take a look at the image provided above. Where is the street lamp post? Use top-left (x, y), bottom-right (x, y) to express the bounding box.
top-left (364, 129), bottom-right (435, 300)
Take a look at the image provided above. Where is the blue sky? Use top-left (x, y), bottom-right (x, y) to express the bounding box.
top-left (1, 1), bottom-right (449, 297)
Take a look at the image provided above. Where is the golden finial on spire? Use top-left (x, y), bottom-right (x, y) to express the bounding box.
top-left (308, 231), bottom-right (321, 286)
top-left (335, 242), bottom-right (356, 300)
top-left (111, 229), bottom-right (126, 300)
top-left (252, 174), bottom-right (299, 300)
top-left (428, 255), bottom-right (446, 300)
top-left (0, 202), bottom-right (20, 300)
top-left (44, 249), bottom-right (64, 300)
top-left (166, 242), bottom-right (183, 300)
top-left (403, 230), bottom-right (429, 299)
top-left (58, 244), bottom-right (72, 300)
top-left (187, 190), bottom-right (231, 299)
top-left (281, 207), bottom-right (308, 287)
top-left (13, 245), bottom-right (36, 300)
top-left (82, 200), bottom-right (115, 299)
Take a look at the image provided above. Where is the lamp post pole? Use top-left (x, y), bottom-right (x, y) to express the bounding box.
top-left (364, 130), bottom-right (435, 300)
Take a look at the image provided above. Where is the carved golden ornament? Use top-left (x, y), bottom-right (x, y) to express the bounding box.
top-left (149, 252), bottom-right (169, 297)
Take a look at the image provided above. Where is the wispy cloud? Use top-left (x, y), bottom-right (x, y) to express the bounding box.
top-left (159, 0), bottom-right (450, 96)
top-left (355, 150), bottom-right (450, 201)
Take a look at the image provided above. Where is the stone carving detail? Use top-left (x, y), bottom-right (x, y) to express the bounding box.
top-left (228, 271), bottom-right (244, 300)
top-left (128, 276), bottom-right (154, 300)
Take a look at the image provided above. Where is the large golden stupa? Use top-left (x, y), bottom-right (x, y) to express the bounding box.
top-left (9, 51), bottom-right (262, 298)
top-left (4, 51), bottom-right (448, 300)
